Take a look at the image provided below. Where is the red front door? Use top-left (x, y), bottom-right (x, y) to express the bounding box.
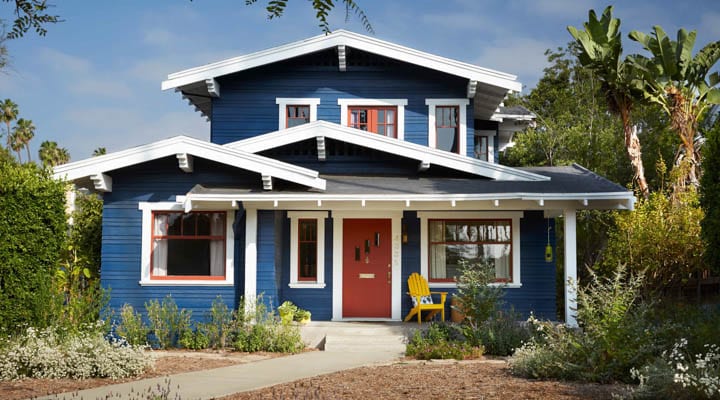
top-left (342, 219), bottom-right (392, 318)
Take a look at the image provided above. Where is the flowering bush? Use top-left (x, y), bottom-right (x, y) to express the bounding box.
top-left (631, 338), bottom-right (720, 399)
top-left (405, 322), bottom-right (484, 360)
top-left (0, 325), bottom-right (150, 380)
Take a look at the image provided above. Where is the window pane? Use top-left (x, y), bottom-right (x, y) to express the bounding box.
top-left (298, 220), bottom-right (317, 280)
top-left (437, 127), bottom-right (458, 152)
top-left (196, 213), bottom-right (211, 236)
top-left (166, 239), bottom-right (212, 275)
top-left (167, 214), bottom-right (182, 235)
top-left (182, 214), bottom-right (196, 235)
top-left (429, 220), bottom-right (443, 242)
top-left (386, 125), bottom-right (395, 137)
top-left (474, 136), bottom-right (488, 161)
top-left (377, 124), bottom-right (386, 136)
top-left (386, 110), bottom-right (395, 124)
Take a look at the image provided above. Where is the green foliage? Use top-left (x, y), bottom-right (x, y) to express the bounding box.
top-left (145, 295), bottom-right (192, 349)
top-left (477, 310), bottom-right (532, 356)
top-left (405, 322), bottom-right (483, 360)
top-left (277, 300), bottom-right (311, 325)
top-left (701, 115), bottom-right (720, 274)
top-left (232, 297), bottom-right (304, 353)
top-left (4, 0), bottom-right (62, 39)
top-left (244, 0), bottom-right (373, 34)
top-left (115, 304), bottom-right (149, 346)
top-left (510, 269), bottom-right (658, 383)
top-left (0, 326), bottom-right (149, 380)
top-left (179, 326), bottom-right (210, 350)
top-left (452, 259), bottom-right (504, 342)
top-left (0, 158), bottom-right (67, 333)
top-left (600, 189), bottom-right (704, 292)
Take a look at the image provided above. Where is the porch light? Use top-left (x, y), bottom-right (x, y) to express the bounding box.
top-left (402, 223), bottom-right (408, 244)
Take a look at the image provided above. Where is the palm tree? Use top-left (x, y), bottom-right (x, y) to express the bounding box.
top-left (0, 99), bottom-right (19, 151)
top-left (628, 27), bottom-right (720, 188)
top-left (39, 140), bottom-right (70, 167)
top-left (568, 7), bottom-right (649, 198)
top-left (92, 147), bottom-right (106, 156)
top-left (8, 130), bottom-right (23, 162)
top-left (14, 118), bottom-right (35, 162)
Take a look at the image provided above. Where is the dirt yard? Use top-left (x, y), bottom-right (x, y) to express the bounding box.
top-left (0, 352), bottom-right (628, 400)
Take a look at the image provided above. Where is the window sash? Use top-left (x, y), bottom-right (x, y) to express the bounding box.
top-left (348, 106), bottom-right (397, 137)
top-left (474, 135), bottom-right (489, 161)
top-left (286, 105), bottom-right (310, 128)
top-left (428, 219), bottom-right (512, 283)
top-left (298, 219), bottom-right (318, 281)
top-left (151, 211), bottom-right (226, 279)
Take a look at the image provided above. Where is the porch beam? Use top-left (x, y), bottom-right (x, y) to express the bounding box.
top-left (563, 209), bottom-right (578, 327)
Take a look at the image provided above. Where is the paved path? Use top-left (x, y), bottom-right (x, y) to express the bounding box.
top-left (34, 351), bottom-right (402, 400)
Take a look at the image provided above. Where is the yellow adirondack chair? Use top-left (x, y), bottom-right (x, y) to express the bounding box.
top-left (404, 272), bottom-right (447, 324)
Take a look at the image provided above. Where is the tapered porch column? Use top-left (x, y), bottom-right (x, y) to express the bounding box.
top-left (563, 209), bottom-right (578, 327)
top-left (244, 208), bottom-right (257, 309)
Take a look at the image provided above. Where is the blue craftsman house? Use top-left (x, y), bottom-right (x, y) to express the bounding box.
top-left (54, 31), bottom-right (634, 325)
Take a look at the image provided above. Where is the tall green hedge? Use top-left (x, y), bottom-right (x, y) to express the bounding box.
top-left (701, 121), bottom-right (720, 274)
top-left (0, 158), bottom-right (67, 333)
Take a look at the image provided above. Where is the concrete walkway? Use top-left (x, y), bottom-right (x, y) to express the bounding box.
top-left (34, 350), bottom-right (403, 400)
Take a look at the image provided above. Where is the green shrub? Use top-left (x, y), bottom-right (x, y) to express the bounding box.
top-left (203, 296), bottom-right (234, 349)
top-left (405, 322), bottom-right (482, 360)
top-left (0, 159), bottom-right (67, 333)
top-left (179, 326), bottom-right (210, 350)
top-left (0, 326), bottom-right (150, 380)
top-left (478, 310), bottom-right (532, 356)
top-left (145, 295), bottom-right (192, 349)
top-left (115, 304), bottom-right (149, 346)
top-left (231, 297), bottom-right (304, 353)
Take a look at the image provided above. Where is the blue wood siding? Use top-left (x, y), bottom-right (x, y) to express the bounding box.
top-left (211, 50), bottom-right (477, 156)
top-left (401, 211), bottom-right (422, 318)
top-left (256, 210), bottom-right (279, 309)
top-left (100, 156), bottom-right (260, 319)
top-left (279, 213), bottom-right (334, 321)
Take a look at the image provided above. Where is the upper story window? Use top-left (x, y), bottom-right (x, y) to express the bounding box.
top-left (338, 99), bottom-right (407, 140)
top-left (276, 98), bottom-right (320, 130)
top-left (287, 105), bottom-right (310, 128)
top-left (348, 106), bottom-right (397, 138)
top-left (474, 130), bottom-right (496, 162)
top-left (138, 202), bottom-right (235, 286)
top-left (152, 211), bottom-right (226, 280)
top-left (288, 211), bottom-right (327, 288)
top-left (435, 106), bottom-right (459, 153)
top-left (426, 99), bottom-right (470, 155)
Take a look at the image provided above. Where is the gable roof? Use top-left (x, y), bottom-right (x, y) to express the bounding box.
top-left (53, 135), bottom-right (326, 191)
top-left (162, 30), bottom-right (521, 120)
top-left (224, 120), bottom-right (549, 182)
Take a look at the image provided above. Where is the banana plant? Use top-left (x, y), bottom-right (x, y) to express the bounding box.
top-left (628, 26), bottom-right (720, 188)
top-left (568, 6), bottom-right (650, 197)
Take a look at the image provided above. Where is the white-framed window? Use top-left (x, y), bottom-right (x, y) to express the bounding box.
top-left (474, 130), bottom-right (496, 162)
top-left (426, 99), bottom-right (470, 155)
top-left (276, 98), bottom-right (320, 130)
top-left (288, 211), bottom-right (328, 288)
top-left (138, 202), bottom-right (235, 286)
top-left (417, 211), bottom-right (522, 289)
top-left (338, 99), bottom-right (407, 140)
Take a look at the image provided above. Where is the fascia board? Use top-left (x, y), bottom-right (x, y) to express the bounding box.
top-left (186, 192), bottom-right (634, 202)
top-left (53, 136), bottom-right (325, 190)
top-left (225, 121), bottom-right (548, 182)
top-left (162, 30), bottom-right (521, 92)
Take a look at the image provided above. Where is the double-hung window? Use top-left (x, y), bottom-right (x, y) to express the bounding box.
top-left (288, 211), bottom-right (327, 288)
top-left (276, 98), bottom-right (320, 130)
top-left (151, 211), bottom-right (226, 279)
top-left (286, 105), bottom-right (310, 128)
top-left (426, 99), bottom-right (469, 155)
top-left (348, 106), bottom-right (397, 138)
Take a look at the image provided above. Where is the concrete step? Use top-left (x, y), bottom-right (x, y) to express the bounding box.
top-left (323, 333), bottom-right (407, 353)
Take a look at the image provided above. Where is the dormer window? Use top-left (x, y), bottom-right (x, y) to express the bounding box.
top-left (276, 98), bottom-right (320, 130)
top-left (348, 106), bottom-right (397, 138)
top-left (426, 99), bottom-right (470, 155)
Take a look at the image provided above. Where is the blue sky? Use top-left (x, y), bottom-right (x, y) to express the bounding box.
top-left (0, 0), bottom-right (718, 160)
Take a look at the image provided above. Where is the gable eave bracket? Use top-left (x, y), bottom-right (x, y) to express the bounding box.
top-left (176, 153), bottom-right (194, 173)
top-left (418, 160), bottom-right (430, 172)
top-left (316, 136), bottom-right (326, 161)
top-left (467, 80), bottom-right (478, 98)
top-left (338, 45), bottom-right (347, 72)
top-left (262, 174), bottom-right (273, 191)
top-left (205, 78), bottom-right (220, 97)
top-left (90, 173), bottom-right (112, 192)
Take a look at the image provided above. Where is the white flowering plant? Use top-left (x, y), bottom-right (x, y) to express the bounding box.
top-left (0, 324), bottom-right (151, 381)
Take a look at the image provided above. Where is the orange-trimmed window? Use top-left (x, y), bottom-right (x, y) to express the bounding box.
top-left (298, 219), bottom-right (318, 281)
top-left (348, 106), bottom-right (397, 137)
top-left (428, 219), bottom-right (512, 283)
top-left (151, 211), bottom-right (226, 280)
top-left (435, 106), bottom-right (460, 153)
top-left (286, 105), bottom-right (310, 128)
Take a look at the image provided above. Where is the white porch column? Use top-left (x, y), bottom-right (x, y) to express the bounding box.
top-left (563, 209), bottom-right (578, 327)
top-left (244, 208), bottom-right (258, 310)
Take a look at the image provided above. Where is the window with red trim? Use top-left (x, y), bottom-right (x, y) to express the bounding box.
top-left (286, 105), bottom-right (310, 128)
top-left (348, 106), bottom-right (397, 137)
top-left (298, 219), bottom-right (318, 281)
top-left (151, 211), bottom-right (226, 279)
top-left (474, 135), bottom-right (489, 161)
top-left (435, 106), bottom-right (460, 153)
top-left (428, 219), bottom-right (512, 282)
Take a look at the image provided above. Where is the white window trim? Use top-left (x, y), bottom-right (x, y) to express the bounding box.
top-left (288, 211), bottom-right (328, 288)
top-left (138, 202), bottom-right (235, 286)
top-left (276, 98), bottom-right (320, 130)
top-left (426, 99), bottom-right (470, 155)
top-left (417, 211), bottom-right (522, 289)
top-left (337, 98), bottom-right (407, 140)
top-left (475, 130), bottom-right (496, 163)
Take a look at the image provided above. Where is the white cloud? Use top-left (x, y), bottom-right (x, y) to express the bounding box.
top-left (71, 79), bottom-right (134, 99)
top-left (37, 48), bottom-right (92, 74)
